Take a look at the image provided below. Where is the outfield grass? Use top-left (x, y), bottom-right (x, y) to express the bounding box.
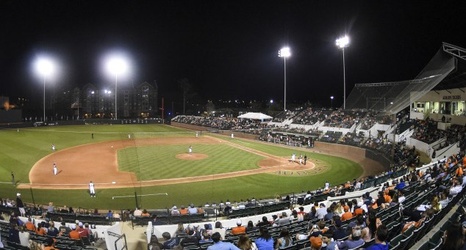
top-left (0, 124), bottom-right (363, 210)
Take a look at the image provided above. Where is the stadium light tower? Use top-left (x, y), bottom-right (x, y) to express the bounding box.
top-left (105, 55), bottom-right (129, 120)
top-left (336, 35), bottom-right (350, 110)
top-left (278, 47), bottom-right (291, 111)
top-left (34, 57), bottom-right (56, 122)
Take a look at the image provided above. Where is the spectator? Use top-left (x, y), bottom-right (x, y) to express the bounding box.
top-left (162, 232), bottom-right (178, 249)
top-left (207, 232), bottom-right (240, 250)
top-left (336, 226), bottom-right (364, 250)
top-left (276, 228), bottom-right (293, 249)
top-left (255, 227), bottom-right (274, 250)
top-left (231, 220), bottom-right (246, 235)
top-left (366, 224), bottom-right (388, 250)
top-left (236, 235), bottom-right (256, 250)
top-left (441, 222), bottom-right (464, 250)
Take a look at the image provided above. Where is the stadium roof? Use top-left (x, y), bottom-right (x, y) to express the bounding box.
top-left (345, 42), bottom-right (465, 114)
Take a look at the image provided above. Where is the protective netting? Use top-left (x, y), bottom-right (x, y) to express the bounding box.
top-left (345, 47), bottom-right (456, 114)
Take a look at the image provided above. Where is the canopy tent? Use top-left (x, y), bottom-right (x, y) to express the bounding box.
top-left (237, 112), bottom-right (273, 121)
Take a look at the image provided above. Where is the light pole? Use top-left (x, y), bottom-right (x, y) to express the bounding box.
top-left (106, 56), bottom-right (128, 120)
top-left (336, 35), bottom-right (350, 110)
top-left (35, 57), bottom-right (56, 122)
top-left (278, 47), bottom-right (291, 111)
top-left (330, 96), bottom-right (334, 109)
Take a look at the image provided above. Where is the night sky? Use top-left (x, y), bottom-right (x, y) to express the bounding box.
top-left (1, 1), bottom-right (465, 108)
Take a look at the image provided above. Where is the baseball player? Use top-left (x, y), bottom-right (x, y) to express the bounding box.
top-left (89, 181), bottom-right (96, 197)
top-left (53, 162), bottom-right (58, 175)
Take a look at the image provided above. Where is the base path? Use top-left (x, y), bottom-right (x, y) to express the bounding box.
top-left (21, 136), bottom-right (316, 190)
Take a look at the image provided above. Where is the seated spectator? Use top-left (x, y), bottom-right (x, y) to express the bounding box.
top-left (254, 227), bottom-right (274, 250)
top-left (162, 232), bottom-right (178, 249)
top-left (212, 221), bottom-right (226, 239)
top-left (207, 232), bottom-right (239, 250)
top-left (188, 204), bottom-right (198, 215)
top-left (171, 206), bottom-right (180, 216)
top-left (366, 224), bottom-right (389, 250)
top-left (141, 209), bottom-right (151, 217)
top-left (276, 211), bottom-right (291, 226)
top-left (69, 224), bottom-right (81, 240)
top-left (148, 234), bottom-right (163, 250)
top-left (441, 222), bottom-right (465, 250)
top-left (231, 220), bottom-right (246, 235)
top-left (236, 235), bottom-right (256, 250)
top-left (179, 206), bottom-right (189, 215)
top-left (25, 217), bottom-right (36, 231)
top-left (133, 207), bottom-right (143, 217)
top-left (276, 228), bottom-right (293, 249)
top-left (336, 226), bottom-right (364, 250)
top-left (246, 220), bottom-right (257, 233)
top-left (256, 216), bottom-right (271, 228)
top-left (341, 207), bottom-right (353, 221)
top-left (315, 203), bottom-right (327, 219)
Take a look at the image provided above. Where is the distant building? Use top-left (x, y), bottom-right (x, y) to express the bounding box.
top-left (79, 81), bottom-right (158, 119)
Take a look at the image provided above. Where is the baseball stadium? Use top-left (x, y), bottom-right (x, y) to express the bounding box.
top-left (0, 42), bottom-right (466, 250)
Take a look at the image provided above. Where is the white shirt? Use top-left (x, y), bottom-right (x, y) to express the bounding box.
top-left (450, 185), bottom-right (463, 195)
top-left (188, 207), bottom-right (198, 214)
top-left (315, 207), bottom-right (327, 219)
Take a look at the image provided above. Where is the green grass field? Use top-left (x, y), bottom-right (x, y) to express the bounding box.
top-left (0, 124), bottom-right (363, 210)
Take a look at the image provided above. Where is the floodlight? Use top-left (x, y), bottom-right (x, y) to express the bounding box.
top-left (278, 46), bottom-right (291, 111)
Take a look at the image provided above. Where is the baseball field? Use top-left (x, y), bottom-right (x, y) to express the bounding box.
top-left (0, 124), bottom-right (375, 211)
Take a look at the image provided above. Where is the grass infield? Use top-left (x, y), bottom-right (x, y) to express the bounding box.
top-left (0, 124), bottom-right (363, 210)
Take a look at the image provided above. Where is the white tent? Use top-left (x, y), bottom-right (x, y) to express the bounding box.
top-left (237, 112), bottom-right (273, 121)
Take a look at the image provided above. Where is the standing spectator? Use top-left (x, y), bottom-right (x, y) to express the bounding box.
top-left (8, 223), bottom-right (20, 244)
top-left (16, 193), bottom-right (25, 217)
top-left (18, 226), bottom-right (30, 247)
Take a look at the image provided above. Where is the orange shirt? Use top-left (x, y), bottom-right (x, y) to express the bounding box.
top-left (456, 167), bottom-right (463, 177)
top-left (353, 208), bottom-right (364, 216)
top-left (36, 227), bottom-right (47, 235)
top-left (384, 194), bottom-right (392, 203)
top-left (25, 221), bottom-right (36, 231)
top-left (341, 211), bottom-right (353, 221)
top-left (231, 226), bottom-right (246, 235)
top-left (179, 208), bottom-right (188, 215)
top-left (69, 230), bottom-right (81, 240)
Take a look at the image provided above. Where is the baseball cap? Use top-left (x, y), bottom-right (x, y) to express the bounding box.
top-left (236, 219), bottom-right (242, 226)
top-left (17, 193), bottom-right (21, 196)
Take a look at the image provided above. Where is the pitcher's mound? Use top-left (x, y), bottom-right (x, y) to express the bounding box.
top-left (176, 153), bottom-right (208, 160)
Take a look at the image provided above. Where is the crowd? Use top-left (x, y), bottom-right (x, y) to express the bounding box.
top-left (142, 152), bottom-right (466, 250)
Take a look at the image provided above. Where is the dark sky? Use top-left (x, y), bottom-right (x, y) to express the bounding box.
top-left (1, 0), bottom-right (465, 107)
